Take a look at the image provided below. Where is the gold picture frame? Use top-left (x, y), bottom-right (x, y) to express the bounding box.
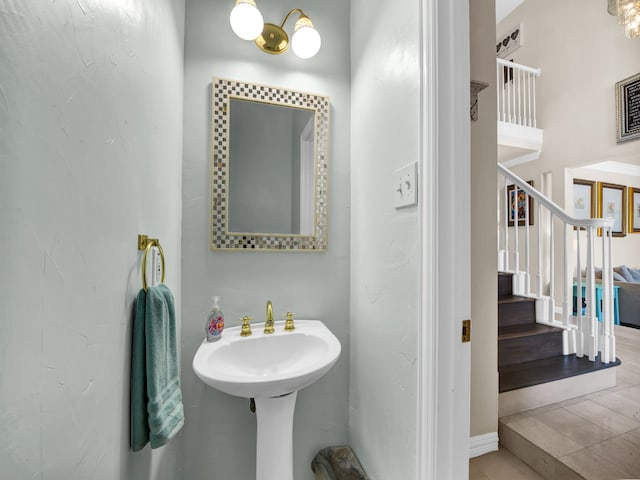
top-left (598, 182), bottom-right (626, 237)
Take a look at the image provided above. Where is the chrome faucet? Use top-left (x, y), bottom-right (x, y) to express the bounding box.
top-left (264, 300), bottom-right (275, 334)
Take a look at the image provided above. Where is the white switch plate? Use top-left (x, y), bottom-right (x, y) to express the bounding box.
top-left (394, 162), bottom-right (418, 209)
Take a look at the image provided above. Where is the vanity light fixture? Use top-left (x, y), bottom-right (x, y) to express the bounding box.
top-left (229, 0), bottom-right (321, 58)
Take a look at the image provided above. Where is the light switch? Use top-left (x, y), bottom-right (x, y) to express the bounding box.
top-left (394, 162), bottom-right (418, 209)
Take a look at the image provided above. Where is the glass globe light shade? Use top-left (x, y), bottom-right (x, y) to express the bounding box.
top-left (230, 1), bottom-right (264, 41)
top-left (291, 22), bottom-right (321, 59)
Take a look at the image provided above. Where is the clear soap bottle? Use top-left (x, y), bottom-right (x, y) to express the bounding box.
top-left (205, 296), bottom-right (224, 342)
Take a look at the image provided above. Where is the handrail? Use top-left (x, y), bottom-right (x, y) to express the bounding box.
top-left (498, 164), bottom-right (616, 365)
top-left (496, 58), bottom-right (541, 76)
top-left (498, 164), bottom-right (614, 229)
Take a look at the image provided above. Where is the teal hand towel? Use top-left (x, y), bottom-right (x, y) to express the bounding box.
top-left (130, 285), bottom-right (184, 451)
top-left (131, 288), bottom-right (149, 452)
top-left (145, 285), bottom-right (184, 448)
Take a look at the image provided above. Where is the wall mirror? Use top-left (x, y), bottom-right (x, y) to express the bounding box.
top-left (211, 77), bottom-right (330, 251)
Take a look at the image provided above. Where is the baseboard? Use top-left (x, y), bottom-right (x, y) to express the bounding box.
top-left (469, 432), bottom-right (499, 458)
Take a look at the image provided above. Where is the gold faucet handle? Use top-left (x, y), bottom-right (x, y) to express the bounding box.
top-left (240, 316), bottom-right (254, 337)
top-left (283, 312), bottom-right (296, 332)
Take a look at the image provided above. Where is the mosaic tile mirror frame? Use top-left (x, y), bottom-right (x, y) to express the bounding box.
top-left (210, 78), bottom-right (330, 251)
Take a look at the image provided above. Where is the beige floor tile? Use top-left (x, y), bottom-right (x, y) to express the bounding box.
top-left (584, 383), bottom-right (629, 400)
top-left (616, 367), bottom-right (640, 387)
top-left (532, 407), bottom-right (617, 447)
top-left (556, 461), bottom-right (584, 480)
top-left (470, 449), bottom-right (544, 480)
top-left (563, 400), bottom-right (640, 435)
top-left (525, 396), bottom-right (585, 417)
top-left (500, 412), bottom-right (530, 425)
top-left (560, 447), bottom-right (631, 480)
top-left (590, 390), bottom-right (640, 422)
top-left (500, 425), bottom-right (558, 479)
top-left (508, 416), bottom-right (583, 457)
top-left (591, 433), bottom-right (640, 478)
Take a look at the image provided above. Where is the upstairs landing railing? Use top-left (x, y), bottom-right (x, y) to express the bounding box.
top-left (497, 59), bottom-right (541, 128)
top-left (498, 164), bottom-right (616, 364)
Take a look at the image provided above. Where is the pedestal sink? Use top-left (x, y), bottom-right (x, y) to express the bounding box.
top-left (192, 320), bottom-right (341, 480)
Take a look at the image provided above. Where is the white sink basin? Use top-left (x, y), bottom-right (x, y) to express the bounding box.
top-left (192, 320), bottom-right (341, 398)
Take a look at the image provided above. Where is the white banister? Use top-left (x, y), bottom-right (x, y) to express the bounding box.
top-left (497, 59), bottom-right (541, 129)
top-left (498, 163), bottom-right (616, 365)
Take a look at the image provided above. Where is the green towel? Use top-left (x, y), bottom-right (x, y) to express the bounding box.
top-left (131, 285), bottom-right (184, 451)
top-left (131, 288), bottom-right (149, 452)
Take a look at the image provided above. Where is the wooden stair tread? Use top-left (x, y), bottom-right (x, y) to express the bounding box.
top-left (498, 295), bottom-right (536, 305)
top-left (499, 354), bottom-right (621, 393)
top-left (498, 323), bottom-right (562, 340)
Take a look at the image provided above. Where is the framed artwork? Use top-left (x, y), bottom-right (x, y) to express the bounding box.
top-left (572, 179), bottom-right (596, 228)
top-left (630, 187), bottom-right (640, 233)
top-left (598, 182), bottom-right (626, 237)
top-left (507, 181), bottom-right (534, 227)
top-left (615, 72), bottom-right (640, 144)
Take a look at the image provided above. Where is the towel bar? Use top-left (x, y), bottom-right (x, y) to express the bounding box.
top-left (138, 234), bottom-right (166, 292)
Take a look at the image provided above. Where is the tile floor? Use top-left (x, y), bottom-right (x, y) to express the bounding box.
top-left (470, 325), bottom-right (640, 480)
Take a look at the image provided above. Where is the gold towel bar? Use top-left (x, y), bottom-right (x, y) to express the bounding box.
top-left (138, 234), bottom-right (166, 292)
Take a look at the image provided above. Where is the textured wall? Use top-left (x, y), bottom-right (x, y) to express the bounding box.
top-left (181, 0), bottom-right (351, 479)
top-left (470, 0), bottom-right (499, 439)
top-left (349, 0), bottom-right (420, 477)
top-left (0, 0), bottom-right (185, 479)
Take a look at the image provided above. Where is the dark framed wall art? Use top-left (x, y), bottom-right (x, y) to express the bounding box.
top-left (616, 72), bottom-right (640, 144)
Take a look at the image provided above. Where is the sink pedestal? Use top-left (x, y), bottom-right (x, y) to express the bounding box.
top-left (254, 392), bottom-right (298, 480)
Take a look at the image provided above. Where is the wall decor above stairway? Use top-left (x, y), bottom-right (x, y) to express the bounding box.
top-left (616, 72), bottom-right (640, 143)
top-left (506, 181), bottom-right (534, 226)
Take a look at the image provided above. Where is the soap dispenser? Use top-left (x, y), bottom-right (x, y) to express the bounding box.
top-left (205, 296), bottom-right (224, 342)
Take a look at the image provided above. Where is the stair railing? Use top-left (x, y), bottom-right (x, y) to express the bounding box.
top-left (498, 163), bottom-right (616, 364)
top-left (496, 58), bottom-right (541, 128)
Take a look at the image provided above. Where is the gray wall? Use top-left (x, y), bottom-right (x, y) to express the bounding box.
top-left (349, 0), bottom-right (420, 477)
top-left (181, 0), bottom-right (351, 478)
top-left (0, 1), bottom-right (185, 479)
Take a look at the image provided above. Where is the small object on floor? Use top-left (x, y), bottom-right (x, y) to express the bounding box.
top-left (311, 446), bottom-right (368, 480)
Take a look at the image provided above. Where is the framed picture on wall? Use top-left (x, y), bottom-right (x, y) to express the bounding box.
top-left (572, 179), bottom-right (596, 229)
top-left (598, 182), bottom-right (626, 237)
top-left (630, 187), bottom-right (640, 233)
top-left (507, 181), bottom-right (534, 227)
top-left (616, 72), bottom-right (640, 144)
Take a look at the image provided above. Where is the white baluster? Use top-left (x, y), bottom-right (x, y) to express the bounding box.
top-left (532, 73), bottom-right (537, 128)
top-left (576, 228), bottom-right (584, 358)
top-left (527, 71), bottom-right (532, 127)
top-left (586, 227), bottom-right (597, 361)
top-left (608, 227), bottom-right (616, 361)
top-left (518, 68), bottom-right (522, 125)
top-left (504, 177), bottom-right (509, 272)
top-left (514, 184), bottom-right (519, 274)
top-left (562, 222), bottom-right (569, 328)
top-left (537, 201), bottom-right (543, 296)
top-left (525, 192), bottom-right (530, 294)
top-left (549, 213), bottom-right (555, 316)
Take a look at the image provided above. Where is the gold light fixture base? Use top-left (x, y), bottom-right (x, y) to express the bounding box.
top-left (255, 23), bottom-right (289, 54)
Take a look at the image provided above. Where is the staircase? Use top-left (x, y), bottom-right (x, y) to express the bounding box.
top-left (498, 272), bottom-right (564, 393)
top-left (498, 270), bottom-right (620, 411)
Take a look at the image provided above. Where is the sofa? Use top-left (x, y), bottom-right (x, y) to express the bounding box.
top-left (614, 266), bottom-right (640, 328)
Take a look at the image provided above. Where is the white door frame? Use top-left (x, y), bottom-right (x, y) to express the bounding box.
top-left (416, 0), bottom-right (471, 478)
